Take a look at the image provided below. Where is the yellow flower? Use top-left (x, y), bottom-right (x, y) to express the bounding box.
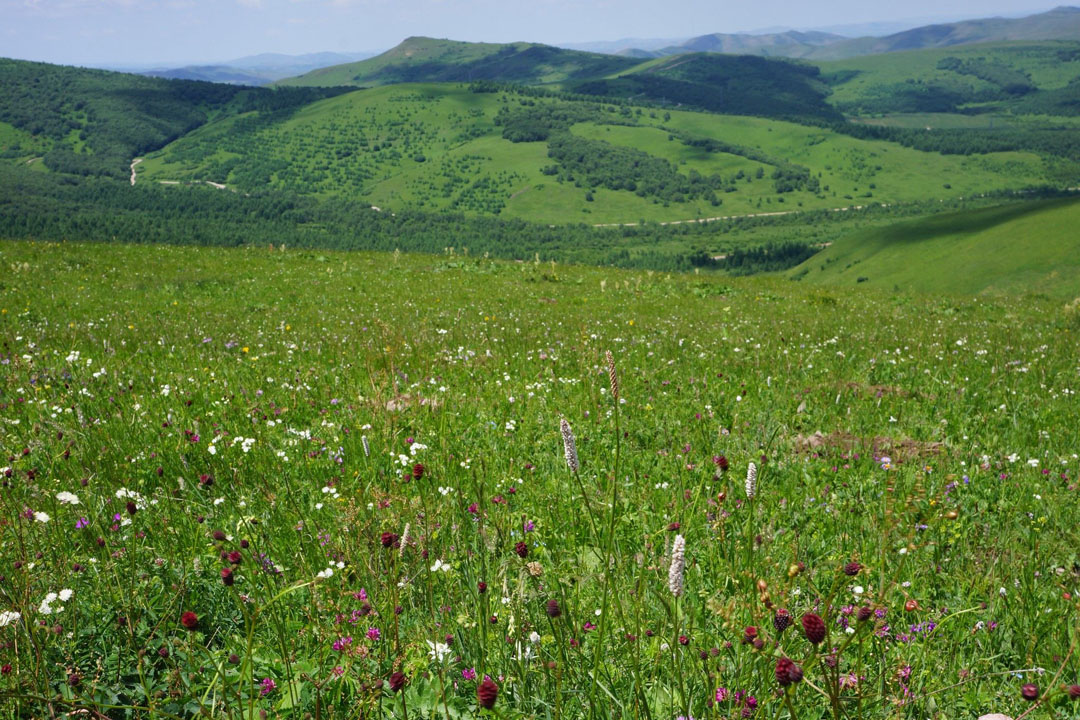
top-left (242, 347), bottom-right (249, 353)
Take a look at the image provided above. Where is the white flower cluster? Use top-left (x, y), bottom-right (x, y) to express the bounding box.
top-left (39, 589), bottom-right (73, 615)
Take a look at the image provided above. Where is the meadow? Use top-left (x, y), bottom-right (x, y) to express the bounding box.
top-left (2, 239), bottom-right (1080, 719)
top-left (137, 84), bottom-right (1058, 225)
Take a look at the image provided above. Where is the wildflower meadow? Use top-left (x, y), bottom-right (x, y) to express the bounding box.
top-left (1, 239), bottom-right (1079, 719)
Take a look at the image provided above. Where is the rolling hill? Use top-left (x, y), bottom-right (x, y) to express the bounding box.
top-left (137, 83), bottom-right (1059, 225)
top-left (789, 195), bottom-right (1080, 296)
top-left (275, 37), bottom-right (640, 87)
top-left (820, 41), bottom-right (1080, 116)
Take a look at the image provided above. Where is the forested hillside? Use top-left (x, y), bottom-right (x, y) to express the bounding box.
top-left (0, 59), bottom-right (349, 178)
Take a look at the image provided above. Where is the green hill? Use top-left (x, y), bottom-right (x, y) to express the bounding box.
top-left (572, 53), bottom-right (841, 122)
top-left (821, 41), bottom-right (1080, 116)
top-left (0, 58), bottom-right (348, 179)
top-left (138, 83), bottom-right (1061, 225)
top-left (789, 195), bottom-right (1080, 296)
top-left (275, 37), bottom-right (640, 87)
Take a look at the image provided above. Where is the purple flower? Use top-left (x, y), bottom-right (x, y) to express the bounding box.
top-left (366, 627), bottom-right (381, 641)
top-left (462, 668), bottom-right (477, 681)
top-left (332, 636), bottom-right (353, 652)
top-left (75, 517), bottom-right (89, 529)
top-left (260, 677), bottom-right (276, 696)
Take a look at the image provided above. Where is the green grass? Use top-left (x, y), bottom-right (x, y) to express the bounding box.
top-left (789, 195), bottom-right (1080, 296)
top-left (2, 238), bottom-right (1080, 719)
top-left (140, 83), bottom-right (1059, 225)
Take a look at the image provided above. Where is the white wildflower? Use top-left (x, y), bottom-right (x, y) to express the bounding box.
top-left (668, 534), bottom-right (686, 597)
top-left (55, 492), bottom-right (80, 505)
top-left (745, 462), bottom-right (757, 500)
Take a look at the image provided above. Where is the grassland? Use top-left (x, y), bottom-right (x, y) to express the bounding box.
top-left (2, 238), bottom-right (1080, 719)
top-left (139, 84), bottom-right (1059, 225)
top-left (789, 194), bottom-right (1080, 296)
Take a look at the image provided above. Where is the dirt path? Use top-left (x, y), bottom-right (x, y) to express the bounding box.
top-left (130, 158), bottom-right (143, 186)
top-left (592, 203), bottom-right (883, 228)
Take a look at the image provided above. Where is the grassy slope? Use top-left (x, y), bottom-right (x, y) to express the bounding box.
top-left (789, 195), bottom-right (1080, 297)
top-left (140, 84), bottom-right (1054, 225)
top-left (275, 37), bottom-right (639, 87)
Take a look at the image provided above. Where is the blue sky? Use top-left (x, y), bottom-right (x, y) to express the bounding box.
top-left (2, 0), bottom-right (1063, 67)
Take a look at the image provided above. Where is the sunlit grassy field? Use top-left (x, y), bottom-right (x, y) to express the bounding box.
top-left (2, 239), bottom-right (1080, 719)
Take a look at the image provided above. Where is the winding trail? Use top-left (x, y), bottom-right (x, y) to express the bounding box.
top-left (592, 203), bottom-right (883, 228)
top-left (130, 158), bottom-right (143, 186)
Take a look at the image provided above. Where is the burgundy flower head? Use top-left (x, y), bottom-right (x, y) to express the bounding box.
top-left (477, 677), bottom-right (499, 709)
top-left (775, 657), bottom-right (803, 686)
top-left (180, 611), bottom-right (199, 630)
top-left (389, 671), bottom-right (407, 693)
top-left (801, 613), bottom-right (826, 644)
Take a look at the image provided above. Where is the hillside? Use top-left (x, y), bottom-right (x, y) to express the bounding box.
top-left (789, 195), bottom-right (1080, 296)
top-left (821, 41), bottom-right (1080, 116)
top-left (0, 58), bottom-right (349, 178)
top-left (138, 83), bottom-right (1060, 225)
top-left (571, 53), bottom-right (841, 122)
top-left (275, 37), bottom-right (640, 87)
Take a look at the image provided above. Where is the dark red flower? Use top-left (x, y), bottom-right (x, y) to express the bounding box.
top-left (714, 455), bottom-right (729, 472)
top-left (389, 671), bottom-right (407, 693)
top-left (801, 613), bottom-right (826, 644)
top-left (1067, 684), bottom-right (1080, 700)
top-left (412, 463), bottom-right (425, 480)
top-left (742, 626), bottom-right (758, 644)
top-left (68, 672), bottom-right (81, 687)
top-left (220, 567), bottom-right (234, 586)
top-left (180, 611), bottom-right (199, 630)
top-left (1022, 683), bottom-right (1039, 702)
top-left (843, 562), bottom-right (862, 576)
top-left (477, 677), bottom-right (499, 709)
top-left (212, 530), bottom-right (226, 542)
top-left (380, 532), bottom-right (399, 549)
top-left (227, 551), bottom-right (242, 565)
top-left (477, 581), bottom-right (487, 594)
top-left (856, 606), bottom-right (873, 623)
top-left (773, 608), bottom-right (792, 633)
top-left (678, 635), bottom-right (689, 646)
top-left (775, 657), bottom-right (803, 686)
top-left (514, 541), bottom-right (528, 558)
top-left (126, 501), bottom-right (137, 516)
top-left (546, 599), bottom-right (561, 618)
top-left (0, 665), bottom-right (10, 675)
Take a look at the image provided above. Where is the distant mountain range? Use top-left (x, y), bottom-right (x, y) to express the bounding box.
top-left (141, 51), bottom-right (378, 85)
top-left (604, 6), bottom-right (1080, 60)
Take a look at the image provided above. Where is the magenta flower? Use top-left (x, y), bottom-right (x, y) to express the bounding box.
top-left (366, 627), bottom-right (381, 641)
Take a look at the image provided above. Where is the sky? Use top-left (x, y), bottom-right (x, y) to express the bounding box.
top-left (1, 0), bottom-right (1064, 67)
